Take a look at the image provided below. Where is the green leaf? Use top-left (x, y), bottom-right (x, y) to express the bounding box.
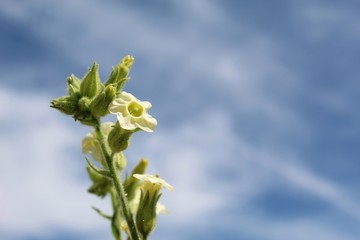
top-left (92, 206), bottom-right (112, 220)
top-left (85, 156), bottom-right (111, 178)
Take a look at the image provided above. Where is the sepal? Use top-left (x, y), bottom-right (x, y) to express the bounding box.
top-left (107, 122), bottom-right (134, 153)
top-left (73, 111), bottom-right (98, 127)
top-left (124, 159), bottom-right (148, 202)
top-left (136, 190), bottom-right (161, 239)
top-left (105, 55), bottom-right (134, 94)
top-left (66, 74), bottom-right (81, 96)
top-left (80, 63), bottom-right (103, 98)
top-left (50, 95), bottom-right (79, 115)
top-left (90, 84), bottom-right (116, 118)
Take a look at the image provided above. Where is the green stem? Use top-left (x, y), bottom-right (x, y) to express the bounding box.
top-left (95, 123), bottom-right (141, 240)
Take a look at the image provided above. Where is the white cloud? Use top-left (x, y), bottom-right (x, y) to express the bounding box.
top-left (0, 83), bottom-right (359, 239)
top-left (0, 0), bottom-right (305, 134)
top-left (296, 2), bottom-right (360, 42)
top-left (1, 0), bottom-right (359, 239)
top-left (226, 215), bottom-right (359, 240)
top-left (126, 108), bottom-right (360, 239)
top-left (279, 163), bottom-right (360, 221)
top-left (0, 87), bottom-right (111, 238)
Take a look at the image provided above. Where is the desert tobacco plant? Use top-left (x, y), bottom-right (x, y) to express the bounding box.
top-left (51, 56), bottom-right (173, 240)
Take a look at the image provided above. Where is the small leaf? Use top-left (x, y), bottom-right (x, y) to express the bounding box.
top-left (85, 156), bottom-right (111, 178)
top-left (92, 206), bottom-right (112, 220)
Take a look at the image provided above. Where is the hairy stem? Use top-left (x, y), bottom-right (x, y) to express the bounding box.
top-left (95, 123), bottom-right (141, 240)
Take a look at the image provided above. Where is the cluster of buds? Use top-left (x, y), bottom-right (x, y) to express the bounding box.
top-left (51, 55), bottom-right (134, 126)
top-left (50, 56), bottom-right (173, 240)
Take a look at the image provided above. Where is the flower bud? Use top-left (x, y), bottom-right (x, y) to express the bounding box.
top-left (73, 111), bottom-right (98, 127)
top-left (66, 74), bottom-right (81, 96)
top-left (121, 55), bottom-right (135, 69)
top-left (90, 85), bottom-right (116, 118)
top-left (105, 55), bottom-right (134, 93)
top-left (78, 96), bottom-right (92, 112)
top-left (75, 97), bottom-right (99, 127)
top-left (107, 122), bottom-right (133, 153)
top-left (124, 159), bottom-right (149, 202)
top-left (50, 95), bottom-right (78, 115)
top-left (80, 63), bottom-right (103, 98)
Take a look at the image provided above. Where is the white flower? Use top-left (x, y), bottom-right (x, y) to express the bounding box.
top-left (82, 122), bottom-right (113, 163)
top-left (109, 92), bottom-right (157, 132)
top-left (133, 174), bottom-right (174, 194)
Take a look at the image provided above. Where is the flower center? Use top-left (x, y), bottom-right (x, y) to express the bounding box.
top-left (128, 101), bottom-right (144, 117)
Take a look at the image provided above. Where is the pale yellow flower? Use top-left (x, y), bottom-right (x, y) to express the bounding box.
top-left (133, 174), bottom-right (174, 195)
top-left (82, 122), bottom-right (113, 163)
top-left (109, 92), bottom-right (157, 132)
top-left (134, 174), bottom-right (173, 237)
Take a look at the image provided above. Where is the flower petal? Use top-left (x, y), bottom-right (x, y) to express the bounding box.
top-left (141, 101), bottom-right (152, 110)
top-left (133, 174), bottom-right (174, 191)
top-left (117, 114), bottom-right (137, 130)
top-left (134, 114), bottom-right (157, 132)
top-left (109, 102), bottom-right (127, 114)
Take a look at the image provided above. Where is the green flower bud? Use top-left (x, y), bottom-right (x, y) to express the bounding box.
top-left (50, 95), bottom-right (78, 115)
top-left (124, 159), bottom-right (149, 202)
top-left (121, 55), bottom-right (135, 69)
top-left (66, 74), bottom-right (81, 96)
top-left (80, 63), bottom-right (103, 98)
top-left (90, 85), bottom-right (116, 118)
top-left (74, 113), bottom-right (98, 127)
top-left (107, 122), bottom-right (133, 153)
top-left (78, 96), bottom-right (92, 112)
top-left (105, 55), bottom-right (134, 93)
top-left (73, 108), bottom-right (98, 126)
top-left (75, 97), bottom-right (99, 127)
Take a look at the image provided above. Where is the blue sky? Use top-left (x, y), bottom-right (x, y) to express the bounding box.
top-left (0, 1), bottom-right (360, 239)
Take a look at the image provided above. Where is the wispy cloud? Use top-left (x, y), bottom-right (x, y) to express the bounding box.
top-left (1, 0), bottom-right (359, 239)
top-left (0, 88), bottom-right (112, 239)
top-left (128, 108), bottom-right (360, 239)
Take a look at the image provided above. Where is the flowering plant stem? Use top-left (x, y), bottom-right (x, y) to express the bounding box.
top-left (95, 122), bottom-right (142, 240)
top-left (51, 56), bottom-right (172, 239)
